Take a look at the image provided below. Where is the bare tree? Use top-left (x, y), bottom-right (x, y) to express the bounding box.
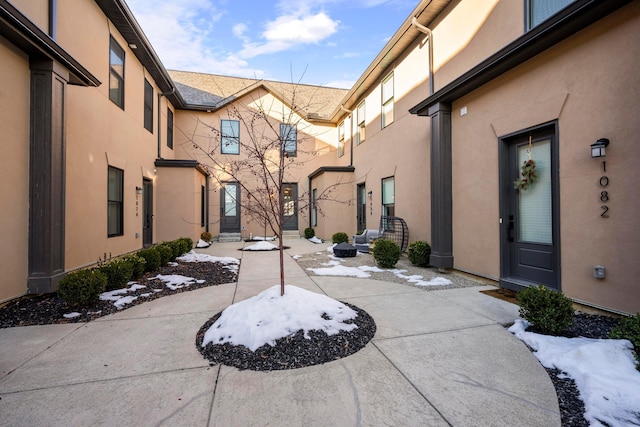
top-left (179, 81), bottom-right (353, 296)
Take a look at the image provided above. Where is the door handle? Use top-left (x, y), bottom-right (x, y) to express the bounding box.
top-left (507, 214), bottom-right (515, 242)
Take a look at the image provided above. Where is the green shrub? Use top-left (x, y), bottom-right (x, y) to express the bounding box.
top-left (157, 244), bottom-right (174, 266)
top-left (332, 232), bottom-right (349, 244)
top-left (137, 247), bottom-right (161, 272)
top-left (177, 237), bottom-right (193, 255)
top-left (58, 269), bottom-right (107, 306)
top-left (408, 241), bottom-right (431, 267)
top-left (610, 313), bottom-right (640, 367)
top-left (371, 239), bottom-right (401, 268)
top-left (201, 231), bottom-right (212, 242)
top-left (304, 227), bottom-right (315, 239)
top-left (517, 285), bottom-right (574, 335)
top-left (99, 258), bottom-right (134, 291)
top-left (122, 254), bottom-right (146, 280)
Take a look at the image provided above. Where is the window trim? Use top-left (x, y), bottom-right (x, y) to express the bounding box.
top-left (382, 176), bottom-right (395, 217)
top-left (280, 123), bottom-right (297, 157)
top-left (525, 0), bottom-right (576, 31)
top-left (166, 108), bottom-right (174, 149)
top-left (107, 166), bottom-right (124, 237)
top-left (356, 101), bottom-right (366, 145)
top-left (143, 79), bottom-right (153, 132)
top-left (381, 72), bottom-right (394, 128)
top-left (312, 188), bottom-right (318, 227)
top-left (221, 119), bottom-right (240, 154)
top-left (337, 121), bottom-right (345, 158)
top-left (109, 36), bottom-right (125, 109)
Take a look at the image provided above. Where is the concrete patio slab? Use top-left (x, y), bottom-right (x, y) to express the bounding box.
top-left (374, 324), bottom-right (561, 427)
top-left (312, 275), bottom-right (424, 300)
top-left (431, 285), bottom-right (521, 326)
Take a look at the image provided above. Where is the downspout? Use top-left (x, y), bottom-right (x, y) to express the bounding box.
top-left (340, 105), bottom-right (353, 166)
top-left (411, 17), bottom-right (434, 95)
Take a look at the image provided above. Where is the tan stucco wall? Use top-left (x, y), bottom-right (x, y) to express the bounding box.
top-left (10, 0), bottom-right (50, 35)
top-left (0, 37), bottom-right (30, 302)
top-left (451, 3), bottom-right (640, 314)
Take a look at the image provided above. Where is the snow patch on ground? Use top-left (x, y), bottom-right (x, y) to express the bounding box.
top-left (308, 236), bottom-right (322, 244)
top-left (63, 312), bottom-right (81, 319)
top-left (202, 285), bottom-right (358, 351)
top-left (153, 274), bottom-right (205, 291)
top-left (177, 250), bottom-right (240, 272)
top-left (243, 241), bottom-right (278, 251)
top-left (196, 239), bottom-right (210, 248)
top-left (509, 319), bottom-right (640, 426)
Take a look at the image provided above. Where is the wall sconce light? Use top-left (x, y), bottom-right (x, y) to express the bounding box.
top-left (590, 138), bottom-right (609, 158)
top-left (135, 186), bottom-right (143, 195)
top-left (367, 191), bottom-right (373, 198)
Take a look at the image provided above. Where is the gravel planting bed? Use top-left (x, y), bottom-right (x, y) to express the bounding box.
top-left (0, 260), bottom-right (237, 328)
top-left (196, 302), bottom-right (376, 371)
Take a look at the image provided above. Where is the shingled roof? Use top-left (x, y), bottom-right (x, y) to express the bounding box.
top-left (168, 70), bottom-right (348, 123)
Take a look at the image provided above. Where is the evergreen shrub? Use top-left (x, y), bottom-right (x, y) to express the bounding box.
top-left (372, 239), bottom-right (401, 268)
top-left (408, 241), bottom-right (431, 267)
top-left (122, 254), bottom-right (146, 280)
top-left (137, 247), bottom-right (161, 272)
top-left (304, 227), bottom-right (315, 239)
top-left (58, 269), bottom-right (107, 306)
top-left (157, 244), bottom-right (174, 266)
top-left (332, 232), bottom-right (349, 244)
top-left (517, 285), bottom-right (574, 335)
top-left (99, 258), bottom-right (134, 291)
top-left (201, 231), bottom-right (212, 242)
top-left (610, 313), bottom-right (640, 368)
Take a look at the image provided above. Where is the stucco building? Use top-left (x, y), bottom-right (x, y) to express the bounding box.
top-left (1, 0), bottom-right (638, 314)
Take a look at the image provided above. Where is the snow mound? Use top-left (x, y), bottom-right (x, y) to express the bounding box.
top-left (152, 274), bottom-right (205, 290)
top-left (177, 250), bottom-right (239, 271)
top-left (308, 236), bottom-right (322, 244)
top-left (510, 319), bottom-right (640, 426)
top-left (196, 239), bottom-right (210, 248)
top-left (243, 241), bottom-right (278, 251)
top-left (202, 285), bottom-right (358, 351)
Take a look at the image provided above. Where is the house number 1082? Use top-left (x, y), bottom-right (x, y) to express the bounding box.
top-left (600, 161), bottom-right (609, 218)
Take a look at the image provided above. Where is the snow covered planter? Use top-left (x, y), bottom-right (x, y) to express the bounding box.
top-left (196, 285), bottom-right (376, 370)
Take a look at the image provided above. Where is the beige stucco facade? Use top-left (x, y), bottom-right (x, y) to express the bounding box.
top-left (1, 0), bottom-right (637, 314)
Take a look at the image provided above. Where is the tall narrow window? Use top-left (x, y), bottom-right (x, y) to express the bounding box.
top-left (280, 123), bottom-right (297, 157)
top-left (526, 0), bottom-right (575, 30)
top-left (356, 102), bottom-right (366, 145)
top-left (221, 119), bottom-right (240, 154)
top-left (382, 176), bottom-right (395, 217)
top-left (109, 37), bottom-right (125, 109)
top-left (167, 108), bottom-right (174, 149)
top-left (144, 79), bottom-right (153, 132)
top-left (108, 166), bottom-right (124, 237)
top-left (312, 188), bottom-right (318, 227)
top-left (382, 72), bottom-right (394, 128)
top-left (201, 185), bottom-right (206, 227)
top-left (337, 121), bottom-right (345, 157)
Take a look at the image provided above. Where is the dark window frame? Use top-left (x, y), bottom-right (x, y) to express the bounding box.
top-left (201, 185), bottom-right (206, 227)
top-left (107, 166), bottom-right (124, 237)
top-left (143, 79), bottom-right (153, 132)
top-left (525, 0), bottom-right (576, 30)
top-left (382, 176), bottom-right (395, 217)
top-left (109, 36), bottom-right (125, 109)
top-left (167, 108), bottom-right (174, 149)
top-left (280, 123), bottom-right (297, 157)
top-left (221, 119), bottom-right (240, 154)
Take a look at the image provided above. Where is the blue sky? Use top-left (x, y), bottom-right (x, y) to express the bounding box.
top-left (126, 0), bottom-right (417, 88)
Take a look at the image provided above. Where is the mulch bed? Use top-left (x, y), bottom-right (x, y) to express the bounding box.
top-left (0, 260), bottom-right (237, 328)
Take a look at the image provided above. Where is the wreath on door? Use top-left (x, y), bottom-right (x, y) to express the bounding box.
top-left (513, 135), bottom-right (538, 191)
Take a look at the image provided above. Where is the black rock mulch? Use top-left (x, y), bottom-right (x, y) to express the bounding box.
top-left (529, 313), bottom-right (622, 427)
top-left (0, 260), bottom-right (238, 328)
top-left (196, 302), bottom-right (376, 371)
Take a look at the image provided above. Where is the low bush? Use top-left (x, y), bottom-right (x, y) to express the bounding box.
top-left (177, 237), bottom-right (193, 255)
top-left (165, 240), bottom-right (182, 260)
top-left (610, 313), bottom-right (640, 368)
top-left (157, 244), bottom-right (174, 266)
top-left (122, 254), bottom-right (146, 280)
top-left (201, 231), bottom-right (212, 242)
top-left (58, 269), bottom-right (107, 306)
top-left (304, 227), bottom-right (315, 239)
top-left (408, 241), bottom-right (431, 267)
top-left (99, 258), bottom-right (134, 291)
top-left (371, 239), bottom-right (401, 268)
top-left (137, 247), bottom-right (161, 272)
top-left (517, 285), bottom-right (574, 335)
top-left (332, 232), bottom-right (349, 244)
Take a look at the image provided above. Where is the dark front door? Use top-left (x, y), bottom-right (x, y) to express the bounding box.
top-left (220, 182), bottom-right (241, 233)
top-left (357, 183), bottom-right (366, 232)
top-left (282, 183), bottom-right (298, 231)
top-left (500, 124), bottom-right (560, 291)
top-left (142, 179), bottom-right (153, 246)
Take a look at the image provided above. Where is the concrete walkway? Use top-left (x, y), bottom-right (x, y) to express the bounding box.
top-left (0, 239), bottom-right (561, 426)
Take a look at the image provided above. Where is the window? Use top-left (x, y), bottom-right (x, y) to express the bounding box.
top-left (382, 177), bottom-right (395, 217)
top-left (221, 119), bottom-right (240, 154)
top-left (312, 188), bottom-right (318, 227)
top-left (109, 37), bottom-right (125, 109)
top-left (526, 0), bottom-right (575, 30)
top-left (167, 108), bottom-right (174, 149)
top-left (201, 185), bottom-right (206, 227)
top-left (356, 102), bottom-right (366, 145)
top-left (337, 121), bottom-right (345, 158)
top-left (280, 123), bottom-right (297, 157)
top-left (108, 166), bottom-right (124, 237)
top-left (144, 79), bottom-right (153, 132)
top-left (382, 73), bottom-right (394, 128)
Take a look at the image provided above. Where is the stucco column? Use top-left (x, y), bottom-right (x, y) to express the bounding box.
top-left (28, 60), bottom-right (68, 293)
top-left (428, 102), bottom-right (454, 269)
